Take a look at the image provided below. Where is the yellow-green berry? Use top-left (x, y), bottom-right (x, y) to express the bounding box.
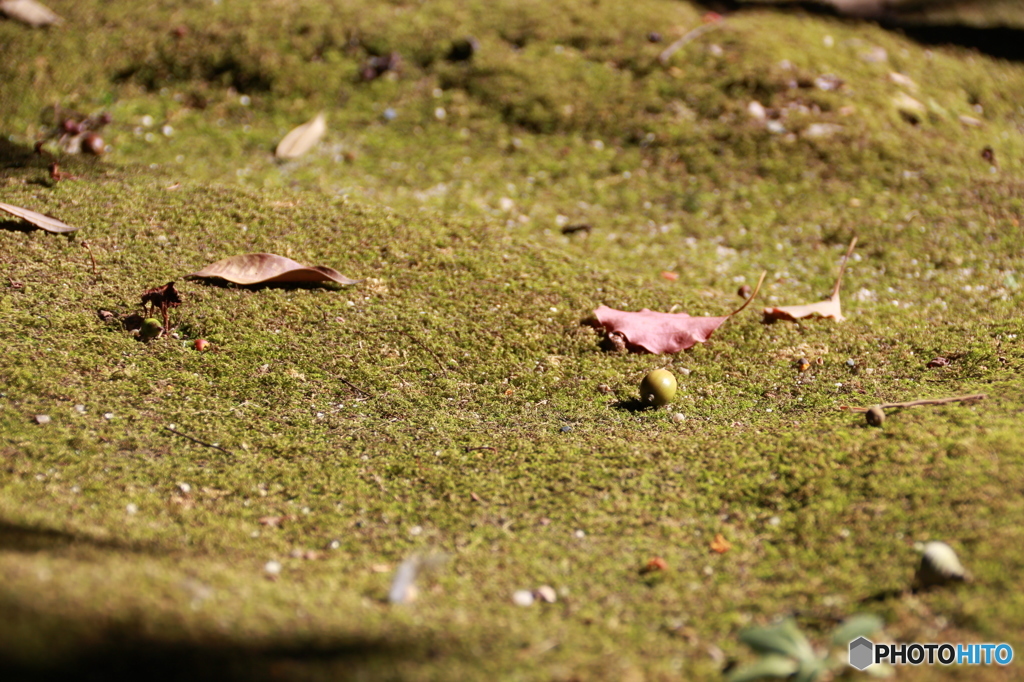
top-left (140, 317), bottom-right (163, 341)
top-left (640, 369), bottom-right (677, 406)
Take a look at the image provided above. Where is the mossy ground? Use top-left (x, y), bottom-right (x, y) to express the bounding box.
top-left (2, 1), bottom-right (1023, 680)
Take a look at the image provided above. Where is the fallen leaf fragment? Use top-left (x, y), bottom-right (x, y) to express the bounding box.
top-left (927, 356), bottom-right (949, 368)
top-left (0, 201), bottom-right (79, 233)
top-left (187, 253), bottom-right (360, 286)
top-left (593, 272), bottom-right (765, 354)
top-left (0, 0), bottom-right (62, 27)
top-left (275, 113), bottom-right (326, 159)
top-left (640, 557), bottom-right (668, 574)
top-left (710, 533), bottom-right (731, 554)
top-left (763, 237), bottom-right (856, 323)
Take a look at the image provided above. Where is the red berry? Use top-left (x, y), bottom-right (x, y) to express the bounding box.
top-left (194, 339), bottom-right (210, 352)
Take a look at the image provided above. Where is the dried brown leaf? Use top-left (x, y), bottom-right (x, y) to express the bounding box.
top-left (275, 113), bottom-right (326, 159)
top-left (0, 201), bottom-right (79, 233)
top-left (141, 281), bottom-right (182, 310)
top-left (763, 237), bottom-right (857, 323)
top-left (0, 0), bottom-right (62, 27)
top-left (593, 272), bottom-right (765, 354)
top-left (187, 253), bottom-right (360, 286)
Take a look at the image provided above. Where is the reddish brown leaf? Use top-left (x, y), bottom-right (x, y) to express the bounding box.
top-left (710, 533), bottom-right (731, 554)
top-left (187, 253), bottom-right (360, 286)
top-left (593, 272), bottom-right (765, 354)
top-left (927, 356), bottom-right (950, 368)
top-left (763, 237), bottom-right (856, 323)
top-left (141, 281), bottom-right (182, 311)
top-left (0, 201), bottom-right (79, 233)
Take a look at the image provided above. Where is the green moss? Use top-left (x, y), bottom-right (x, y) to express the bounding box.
top-left (1, 1), bottom-right (1024, 679)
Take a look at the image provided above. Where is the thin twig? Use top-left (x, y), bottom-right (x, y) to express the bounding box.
top-left (394, 329), bottom-right (448, 376)
top-left (840, 394), bottom-right (986, 412)
top-left (340, 376), bottom-right (373, 398)
top-left (164, 425), bottom-right (232, 455)
top-left (727, 270), bottom-right (767, 317)
top-left (658, 22), bottom-right (721, 65)
top-left (465, 446), bottom-right (496, 453)
top-left (81, 240), bottom-right (99, 278)
top-left (831, 236), bottom-right (858, 299)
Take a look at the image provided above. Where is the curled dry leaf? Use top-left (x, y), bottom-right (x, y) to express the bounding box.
top-left (275, 113), bottom-right (326, 159)
top-left (710, 533), bottom-right (731, 554)
top-left (0, 0), bottom-right (62, 27)
top-left (592, 272), bottom-right (765, 354)
top-left (0, 202), bottom-right (79, 233)
top-left (763, 237), bottom-right (857, 323)
top-left (187, 253), bottom-right (360, 286)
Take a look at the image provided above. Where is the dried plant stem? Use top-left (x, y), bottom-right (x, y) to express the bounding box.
top-left (840, 394), bottom-right (986, 412)
top-left (727, 270), bottom-right (767, 317)
top-left (163, 425), bottom-right (232, 455)
top-left (81, 240), bottom-right (98, 278)
top-left (831, 237), bottom-right (858, 298)
top-left (658, 22), bottom-right (721, 65)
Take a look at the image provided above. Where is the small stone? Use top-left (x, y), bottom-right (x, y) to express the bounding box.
top-left (177, 482), bottom-right (191, 494)
top-left (865, 406), bottom-right (885, 427)
top-left (846, 359), bottom-right (856, 368)
top-left (34, 414), bottom-right (51, 425)
top-left (915, 541), bottom-right (968, 588)
top-left (103, 412), bottom-right (114, 420)
top-left (383, 108), bottom-right (397, 122)
top-left (328, 540), bottom-right (341, 550)
top-left (512, 589), bottom-right (535, 607)
top-left (766, 120), bottom-right (786, 135)
top-left (264, 560), bottom-right (282, 576)
top-left (126, 503), bottom-right (138, 514)
top-left (860, 46), bottom-right (888, 63)
top-left (74, 404), bottom-right (86, 414)
top-left (746, 101), bottom-right (766, 121)
top-left (672, 413), bottom-right (686, 423)
top-left (560, 425), bottom-right (572, 433)
top-left (888, 72), bottom-right (917, 90)
top-left (535, 585), bottom-right (557, 603)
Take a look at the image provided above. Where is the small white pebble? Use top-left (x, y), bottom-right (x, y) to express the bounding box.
top-left (409, 525), bottom-right (423, 536)
top-left (264, 560), bottom-right (282, 575)
top-left (823, 35), bottom-right (834, 47)
top-left (328, 540), bottom-right (341, 550)
top-left (574, 529), bottom-right (586, 539)
top-left (434, 107), bottom-right (446, 120)
top-left (74, 404), bottom-right (86, 414)
top-left (512, 590), bottom-right (535, 607)
top-left (141, 115), bottom-right (154, 127)
top-left (104, 412), bottom-right (114, 420)
top-left (535, 585), bottom-right (557, 603)
top-left (177, 482), bottom-right (191, 494)
top-left (678, 368), bottom-right (691, 376)
top-left (768, 516), bottom-right (781, 526)
top-left (250, 530), bottom-right (260, 538)
top-left (240, 95), bottom-right (251, 106)
top-left (672, 413), bottom-right (686, 423)
top-left (126, 503), bottom-right (138, 515)
top-left (34, 414), bottom-right (51, 425)
top-left (162, 125), bottom-right (174, 136)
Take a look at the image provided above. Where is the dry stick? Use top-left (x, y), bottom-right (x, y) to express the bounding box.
top-left (394, 328), bottom-right (448, 376)
top-left (830, 236), bottom-right (858, 299)
top-left (81, 240), bottom-right (98, 278)
top-left (658, 22), bottom-right (721, 65)
top-left (726, 270), bottom-right (767, 318)
top-left (339, 376), bottom-right (373, 399)
top-left (164, 425), bottom-right (232, 455)
top-left (840, 394), bottom-right (986, 413)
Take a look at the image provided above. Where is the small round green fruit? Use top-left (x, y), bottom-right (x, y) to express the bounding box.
top-left (640, 369), bottom-right (677, 406)
top-left (140, 317), bottom-right (163, 341)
